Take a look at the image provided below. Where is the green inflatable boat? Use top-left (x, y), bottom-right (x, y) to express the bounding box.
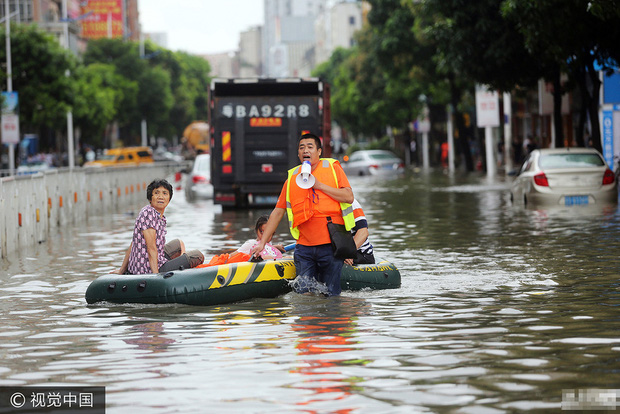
top-left (85, 258), bottom-right (401, 306)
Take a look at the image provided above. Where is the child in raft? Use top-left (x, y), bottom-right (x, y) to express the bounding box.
top-left (201, 216), bottom-right (285, 266)
top-left (237, 215), bottom-right (285, 260)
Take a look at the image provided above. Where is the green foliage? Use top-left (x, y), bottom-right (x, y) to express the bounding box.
top-left (73, 63), bottom-right (137, 147)
top-left (0, 24), bottom-right (77, 131)
top-left (82, 38), bottom-right (211, 145)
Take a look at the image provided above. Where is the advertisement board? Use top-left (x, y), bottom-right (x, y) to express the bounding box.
top-left (80, 0), bottom-right (124, 39)
top-left (603, 71), bottom-right (620, 104)
top-left (602, 111), bottom-right (614, 169)
top-left (475, 85), bottom-right (500, 128)
top-left (1, 92), bottom-right (19, 145)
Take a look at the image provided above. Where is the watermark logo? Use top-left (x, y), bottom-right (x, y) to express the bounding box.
top-left (9, 392), bottom-right (25, 408)
top-left (562, 389), bottom-right (619, 410)
top-left (1, 386), bottom-right (105, 412)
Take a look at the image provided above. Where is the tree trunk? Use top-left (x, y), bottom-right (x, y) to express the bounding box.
top-left (574, 63), bottom-right (589, 147)
top-left (586, 57), bottom-right (603, 153)
top-left (449, 76), bottom-right (474, 172)
top-left (552, 68), bottom-right (565, 147)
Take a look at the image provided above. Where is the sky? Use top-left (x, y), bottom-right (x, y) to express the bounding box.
top-left (139, 0), bottom-right (265, 55)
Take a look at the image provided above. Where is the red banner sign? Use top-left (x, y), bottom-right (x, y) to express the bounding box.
top-left (80, 0), bottom-right (123, 39)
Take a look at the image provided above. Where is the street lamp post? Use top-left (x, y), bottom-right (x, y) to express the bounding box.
top-left (140, 33), bottom-right (147, 147)
top-left (4, 0), bottom-right (14, 175)
top-left (61, 0), bottom-right (75, 169)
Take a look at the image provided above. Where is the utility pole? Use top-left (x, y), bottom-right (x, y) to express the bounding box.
top-left (140, 33), bottom-right (147, 147)
top-left (62, 0), bottom-right (75, 168)
top-left (4, 0), bottom-right (15, 175)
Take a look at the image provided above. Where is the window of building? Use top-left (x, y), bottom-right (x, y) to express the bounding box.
top-left (349, 16), bottom-right (356, 25)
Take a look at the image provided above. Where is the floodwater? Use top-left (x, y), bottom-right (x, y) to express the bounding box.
top-left (1, 170), bottom-right (620, 413)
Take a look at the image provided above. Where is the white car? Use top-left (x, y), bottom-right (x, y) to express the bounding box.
top-left (342, 150), bottom-right (404, 176)
top-left (185, 154), bottom-right (213, 200)
top-left (511, 148), bottom-right (617, 207)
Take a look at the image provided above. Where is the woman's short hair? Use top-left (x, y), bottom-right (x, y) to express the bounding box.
top-left (147, 179), bottom-right (173, 201)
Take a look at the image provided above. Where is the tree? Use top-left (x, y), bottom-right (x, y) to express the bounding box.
top-left (0, 24), bottom-right (77, 151)
top-left (137, 66), bottom-right (174, 139)
top-left (73, 63), bottom-right (137, 148)
top-left (83, 38), bottom-right (211, 144)
top-left (502, 0), bottom-right (620, 152)
top-left (145, 46), bottom-right (211, 138)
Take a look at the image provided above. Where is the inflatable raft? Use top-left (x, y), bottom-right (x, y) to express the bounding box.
top-left (85, 258), bottom-right (401, 306)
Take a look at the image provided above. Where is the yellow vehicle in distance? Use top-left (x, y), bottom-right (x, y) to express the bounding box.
top-left (84, 146), bottom-right (154, 167)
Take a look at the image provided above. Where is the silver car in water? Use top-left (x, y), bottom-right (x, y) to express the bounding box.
top-left (184, 154), bottom-right (213, 201)
top-left (511, 148), bottom-right (617, 207)
top-left (342, 150), bottom-right (404, 176)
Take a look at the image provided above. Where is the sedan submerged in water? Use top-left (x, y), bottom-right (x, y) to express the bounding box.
top-left (185, 154), bottom-right (213, 201)
top-left (342, 150), bottom-right (404, 176)
top-left (511, 148), bottom-right (617, 207)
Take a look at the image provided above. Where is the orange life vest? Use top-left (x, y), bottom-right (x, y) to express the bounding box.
top-left (285, 158), bottom-right (354, 239)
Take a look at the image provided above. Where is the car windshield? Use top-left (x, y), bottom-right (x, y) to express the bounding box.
top-left (369, 152), bottom-right (398, 160)
top-left (539, 153), bottom-right (605, 169)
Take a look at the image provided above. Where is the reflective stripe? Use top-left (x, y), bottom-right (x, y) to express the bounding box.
top-left (342, 204), bottom-right (353, 217)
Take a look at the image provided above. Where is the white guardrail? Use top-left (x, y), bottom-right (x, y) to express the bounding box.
top-left (0, 163), bottom-right (189, 258)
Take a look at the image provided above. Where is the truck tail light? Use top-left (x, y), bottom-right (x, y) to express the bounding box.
top-left (222, 165), bottom-right (232, 174)
top-left (602, 168), bottom-right (615, 185)
top-left (533, 172), bottom-right (549, 187)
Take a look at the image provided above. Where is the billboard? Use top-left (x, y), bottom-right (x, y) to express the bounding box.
top-left (475, 85), bottom-right (500, 128)
top-left (1, 92), bottom-right (19, 145)
top-left (603, 70), bottom-right (620, 104)
top-left (80, 0), bottom-right (124, 39)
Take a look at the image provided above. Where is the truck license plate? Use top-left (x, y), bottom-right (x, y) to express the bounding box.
top-left (564, 195), bottom-right (589, 206)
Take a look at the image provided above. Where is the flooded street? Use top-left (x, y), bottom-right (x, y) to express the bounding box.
top-left (1, 170), bottom-right (620, 413)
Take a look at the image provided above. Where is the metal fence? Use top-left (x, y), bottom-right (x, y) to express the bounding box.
top-left (0, 163), bottom-right (188, 258)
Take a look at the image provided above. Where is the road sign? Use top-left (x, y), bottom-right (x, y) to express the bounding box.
top-left (475, 85), bottom-right (500, 128)
top-left (1, 113), bottom-right (20, 144)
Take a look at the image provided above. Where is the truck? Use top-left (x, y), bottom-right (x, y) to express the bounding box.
top-left (208, 78), bottom-right (331, 208)
top-left (181, 121), bottom-right (210, 159)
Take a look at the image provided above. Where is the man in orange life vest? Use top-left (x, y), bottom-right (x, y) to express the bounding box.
top-left (251, 133), bottom-right (355, 296)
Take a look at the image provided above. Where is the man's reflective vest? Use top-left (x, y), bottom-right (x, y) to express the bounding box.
top-left (285, 158), bottom-right (354, 240)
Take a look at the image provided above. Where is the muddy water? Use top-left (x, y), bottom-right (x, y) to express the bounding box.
top-left (1, 171), bottom-right (619, 413)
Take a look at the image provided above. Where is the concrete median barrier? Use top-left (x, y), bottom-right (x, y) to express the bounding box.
top-left (0, 163), bottom-right (187, 258)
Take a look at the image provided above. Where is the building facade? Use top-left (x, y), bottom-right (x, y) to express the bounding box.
top-left (239, 25), bottom-right (262, 77)
top-left (315, 1), bottom-right (363, 65)
top-left (262, 0), bottom-right (328, 77)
